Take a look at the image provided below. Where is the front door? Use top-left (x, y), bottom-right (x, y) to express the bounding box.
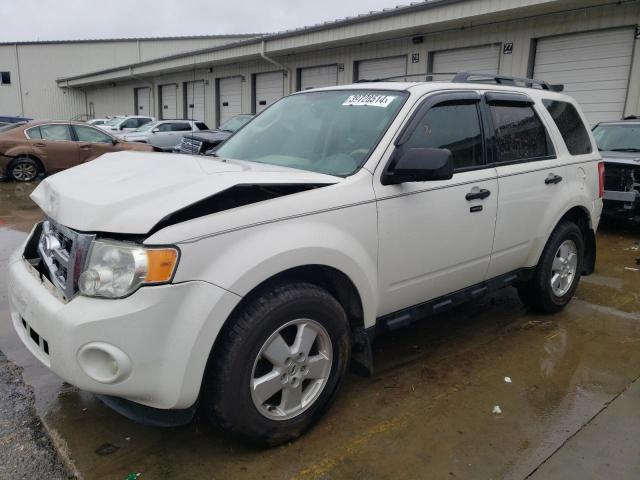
top-left (71, 124), bottom-right (117, 163)
top-left (374, 92), bottom-right (498, 316)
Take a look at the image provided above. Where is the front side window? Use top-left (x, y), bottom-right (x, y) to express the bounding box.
top-left (157, 123), bottom-right (174, 132)
top-left (104, 117), bottom-right (124, 127)
top-left (219, 116), bottom-right (252, 132)
top-left (216, 90), bottom-right (407, 176)
top-left (402, 101), bottom-right (484, 170)
top-left (73, 125), bottom-right (113, 143)
top-left (592, 124), bottom-right (640, 152)
top-left (490, 104), bottom-right (551, 163)
top-left (543, 100), bottom-right (592, 155)
top-left (121, 118), bottom-right (139, 129)
top-left (39, 124), bottom-right (72, 141)
top-left (170, 122), bottom-right (192, 132)
top-left (137, 118), bottom-right (152, 127)
top-left (195, 122), bottom-right (209, 130)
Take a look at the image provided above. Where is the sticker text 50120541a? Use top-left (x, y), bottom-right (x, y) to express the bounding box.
top-left (342, 94), bottom-right (397, 107)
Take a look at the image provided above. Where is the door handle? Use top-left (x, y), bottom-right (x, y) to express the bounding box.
top-left (79, 145), bottom-right (91, 150)
top-left (34, 142), bottom-right (45, 148)
top-left (465, 188), bottom-right (491, 201)
top-left (545, 174), bottom-right (563, 185)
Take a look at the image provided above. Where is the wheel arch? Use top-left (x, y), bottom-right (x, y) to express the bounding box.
top-left (6, 153), bottom-right (45, 176)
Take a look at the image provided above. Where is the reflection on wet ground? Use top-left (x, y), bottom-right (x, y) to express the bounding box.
top-left (0, 180), bottom-right (639, 479)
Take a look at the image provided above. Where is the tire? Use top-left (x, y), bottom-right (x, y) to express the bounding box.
top-left (9, 157), bottom-right (40, 182)
top-left (517, 221), bottom-right (584, 313)
top-left (202, 282), bottom-right (351, 446)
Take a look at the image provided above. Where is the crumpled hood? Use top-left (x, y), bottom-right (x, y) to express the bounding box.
top-left (31, 151), bottom-right (341, 234)
top-left (600, 150), bottom-right (640, 167)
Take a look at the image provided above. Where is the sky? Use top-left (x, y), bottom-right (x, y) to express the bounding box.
top-left (0, 0), bottom-right (408, 42)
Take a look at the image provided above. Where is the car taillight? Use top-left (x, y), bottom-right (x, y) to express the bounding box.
top-left (598, 162), bottom-right (605, 198)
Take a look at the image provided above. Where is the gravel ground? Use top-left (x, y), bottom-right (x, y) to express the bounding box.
top-left (0, 350), bottom-right (71, 480)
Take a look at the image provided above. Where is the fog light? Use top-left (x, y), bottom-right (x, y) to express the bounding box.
top-left (77, 342), bottom-right (132, 384)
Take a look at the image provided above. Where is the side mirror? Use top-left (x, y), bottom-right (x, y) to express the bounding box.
top-left (381, 148), bottom-right (453, 185)
top-left (151, 128), bottom-right (160, 133)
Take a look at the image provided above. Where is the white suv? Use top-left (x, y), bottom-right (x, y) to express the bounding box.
top-left (7, 74), bottom-right (603, 445)
top-left (98, 115), bottom-right (155, 133)
top-left (119, 120), bottom-right (209, 151)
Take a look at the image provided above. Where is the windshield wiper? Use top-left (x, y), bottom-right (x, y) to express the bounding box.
top-left (610, 148), bottom-right (640, 152)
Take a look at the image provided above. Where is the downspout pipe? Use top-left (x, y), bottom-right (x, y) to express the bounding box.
top-left (129, 66), bottom-right (155, 116)
top-left (260, 40), bottom-right (291, 92)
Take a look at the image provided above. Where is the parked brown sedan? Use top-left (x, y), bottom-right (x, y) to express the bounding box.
top-left (0, 121), bottom-right (153, 181)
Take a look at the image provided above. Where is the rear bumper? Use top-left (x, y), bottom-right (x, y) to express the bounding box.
top-left (7, 245), bottom-right (241, 410)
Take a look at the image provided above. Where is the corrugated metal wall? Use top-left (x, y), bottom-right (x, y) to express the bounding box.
top-left (11, 1), bottom-right (640, 125)
top-left (0, 36), bottom-right (254, 119)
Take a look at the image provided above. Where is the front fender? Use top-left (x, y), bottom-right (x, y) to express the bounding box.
top-left (171, 203), bottom-right (379, 328)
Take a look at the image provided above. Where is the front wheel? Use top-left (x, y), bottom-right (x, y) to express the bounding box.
top-left (202, 283), bottom-right (351, 446)
top-left (517, 221), bottom-right (584, 313)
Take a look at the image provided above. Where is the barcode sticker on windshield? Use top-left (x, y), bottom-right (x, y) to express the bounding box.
top-left (342, 94), bottom-right (397, 107)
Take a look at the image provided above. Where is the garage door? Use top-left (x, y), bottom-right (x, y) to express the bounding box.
top-left (356, 56), bottom-right (407, 81)
top-left (160, 84), bottom-right (177, 119)
top-left (300, 65), bottom-right (338, 90)
top-left (185, 80), bottom-right (205, 121)
top-left (533, 28), bottom-right (635, 124)
top-left (431, 44), bottom-right (501, 80)
top-left (255, 71), bottom-right (284, 113)
top-left (218, 76), bottom-right (242, 125)
top-left (135, 87), bottom-right (150, 116)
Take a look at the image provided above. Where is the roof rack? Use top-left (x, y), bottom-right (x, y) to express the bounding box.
top-left (452, 72), bottom-right (564, 92)
top-left (355, 71), bottom-right (564, 92)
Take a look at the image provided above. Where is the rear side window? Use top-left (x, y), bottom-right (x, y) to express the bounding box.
top-left (25, 126), bottom-right (42, 139)
top-left (171, 123), bottom-right (192, 132)
top-left (403, 101), bottom-right (484, 170)
top-left (195, 122), bottom-right (208, 130)
top-left (489, 104), bottom-right (551, 163)
top-left (39, 124), bottom-right (72, 141)
top-left (543, 100), bottom-right (592, 155)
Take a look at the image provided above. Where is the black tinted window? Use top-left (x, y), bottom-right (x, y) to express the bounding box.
top-left (195, 122), bottom-right (208, 130)
top-left (543, 100), bottom-right (592, 155)
top-left (137, 118), bottom-right (152, 127)
top-left (403, 102), bottom-right (484, 170)
top-left (171, 123), bottom-right (192, 132)
top-left (490, 105), bottom-right (551, 163)
top-left (121, 118), bottom-right (138, 128)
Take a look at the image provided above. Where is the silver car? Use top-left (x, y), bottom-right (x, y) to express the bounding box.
top-left (119, 120), bottom-right (208, 151)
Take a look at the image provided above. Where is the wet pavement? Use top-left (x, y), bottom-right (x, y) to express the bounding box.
top-left (1, 180), bottom-right (639, 480)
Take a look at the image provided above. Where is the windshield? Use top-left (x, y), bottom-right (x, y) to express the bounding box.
top-left (134, 121), bottom-right (159, 132)
top-left (219, 116), bottom-right (252, 132)
top-left (215, 90), bottom-right (407, 176)
top-left (592, 124), bottom-right (640, 152)
top-left (104, 117), bottom-right (123, 127)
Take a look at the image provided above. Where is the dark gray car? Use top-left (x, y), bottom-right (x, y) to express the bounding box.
top-left (592, 118), bottom-right (640, 220)
top-left (178, 115), bottom-right (253, 155)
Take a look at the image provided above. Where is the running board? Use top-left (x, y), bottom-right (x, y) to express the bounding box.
top-left (368, 268), bottom-right (533, 339)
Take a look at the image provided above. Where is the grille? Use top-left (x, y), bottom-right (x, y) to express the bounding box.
top-left (179, 137), bottom-right (203, 155)
top-left (37, 220), bottom-right (95, 299)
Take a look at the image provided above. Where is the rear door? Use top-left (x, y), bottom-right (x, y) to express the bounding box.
top-left (484, 92), bottom-right (567, 278)
top-left (375, 92), bottom-right (498, 315)
top-left (72, 124), bottom-right (116, 162)
top-left (29, 124), bottom-right (78, 172)
top-left (154, 122), bottom-right (192, 149)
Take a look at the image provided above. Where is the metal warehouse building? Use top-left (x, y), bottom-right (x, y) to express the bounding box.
top-left (2, 0), bottom-right (639, 127)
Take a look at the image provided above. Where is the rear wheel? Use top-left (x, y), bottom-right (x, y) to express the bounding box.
top-left (517, 221), bottom-right (584, 313)
top-left (202, 282), bottom-right (351, 446)
top-left (9, 157), bottom-right (40, 182)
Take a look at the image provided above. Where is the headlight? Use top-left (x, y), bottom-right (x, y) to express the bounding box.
top-left (78, 239), bottom-right (179, 298)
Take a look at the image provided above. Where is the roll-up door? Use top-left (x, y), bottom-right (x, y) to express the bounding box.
top-left (300, 65), bottom-right (338, 90)
top-left (218, 76), bottom-right (243, 125)
top-left (533, 28), bottom-right (635, 124)
top-left (356, 56), bottom-right (407, 81)
top-left (254, 71), bottom-right (284, 114)
top-left (135, 87), bottom-right (150, 116)
top-left (185, 80), bottom-right (205, 121)
top-left (431, 44), bottom-right (501, 81)
top-left (160, 84), bottom-right (177, 119)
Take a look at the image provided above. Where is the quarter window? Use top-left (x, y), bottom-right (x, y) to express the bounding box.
top-left (39, 124), bottom-right (72, 141)
top-left (403, 101), bottom-right (484, 170)
top-left (489, 104), bottom-right (551, 163)
top-left (543, 100), bottom-right (592, 155)
top-left (73, 125), bottom-right (113, 143)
